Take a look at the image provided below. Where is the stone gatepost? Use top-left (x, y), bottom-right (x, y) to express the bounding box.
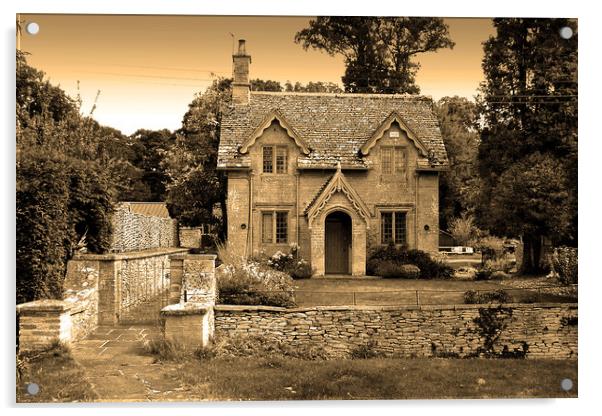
top-left (160, 304), bottom-right (214, 349)
top-left (17, 300), bottom-right (72, 353)
top-left (168, 254), bottom-right (217, 305)
top-left (163, 253), bottom-right (217, 348)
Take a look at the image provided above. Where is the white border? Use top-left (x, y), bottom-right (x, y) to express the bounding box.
top-left (2, 1), bottom-right (599, 415)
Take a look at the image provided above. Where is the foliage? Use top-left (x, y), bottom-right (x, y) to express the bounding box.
top-left (250, 79), bottom-right (284, 92)
top-left (472, 235), bottom-right (506, 259)
top-left (350, 340), bottom-right (379, 359)
top-left (469, 306), bottom-right (528, 358)
top-left (434, 97), bottom-right (481, 228)
top-left (374, 262), bottom-right (421, 279)
top-left (295, 17), bottom-right (454, 94)
top-left (477, 18), bottom-right (578, 274)
top-left (367, 244), bottom-right (453, 279)
top-left (464, 289), bottom-right (512, 304)
top-left (552, 246), bottom-right (578, 285)
top-left (16, 53), bottom-right (119, 304)
top-left (489, 271), bottom-right (511, 280)
top-left (163, 78), bottom-right (230, 234)
top-left (216, 260), bottom-right (296, 307)
top-left (254, 244), bottom-right (314, 279)
top-left (474, 269), bottom-right (493, 281)
top-left (125, 128), bottom-right (174, 201)
top-left (448, 214), bottom-right (480, 246)
top-left (284, 81), bottom-right (343, 93)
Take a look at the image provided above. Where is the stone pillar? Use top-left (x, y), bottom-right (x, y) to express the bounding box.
top-left (178, 227), bottom-right (202, 249)
top-left (17, 300), bottom-right (72, 353)
top-left (170, 254), bottom-right (217, 305)
top-left (169, 255), bottom-right (184, 305)
top-left (97, 259), bottom-right (121, 325)
top-left (160, 304), bottom-right (214, 349)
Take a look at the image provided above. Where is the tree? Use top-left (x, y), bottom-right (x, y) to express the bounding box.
top-left (434, 96), bottom-right (480, 228)
top-left (295, 17), bottom-right (454, 93)
top-left (489, 153), bottom-right (572, 270)
top-left (17, 51), bottom-right (120, 303)
top-left (284, 80), bottom-right (344, 93)
top-left (250, 79), bottom-right (283, 92)
top-left (163, 78), bottom-right (231, 236)
top-left (477, 18), bottom-right (578, 273)
top-left (126, 129), bottom-right (174, 201)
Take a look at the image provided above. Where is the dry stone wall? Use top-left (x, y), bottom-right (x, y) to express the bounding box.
top-left (214, 303), bottom-right (577, 359)
top-left (110, 203), bottom-right (178, 253)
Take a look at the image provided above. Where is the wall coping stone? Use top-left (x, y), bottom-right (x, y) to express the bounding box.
top-left (17, 300), bottom-right (72, 314)
top-left (161, 303), bottom-right (212, 316)
top-left (169, 253), bottom-right (217, 260)
top-left (214, 302), bottom-right (578, 313)
top-left (73, 247), bottom-right (188, 261)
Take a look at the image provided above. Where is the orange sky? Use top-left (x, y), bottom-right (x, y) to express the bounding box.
top-left (19, 14), bottom-right (495, 134)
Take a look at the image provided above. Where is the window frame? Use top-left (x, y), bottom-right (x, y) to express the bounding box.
top-left (262, 145), bottom-right (288, 174)
top-left (261, 210), bottom-right (289, 244)
top-left (380, 210), bottom-right (408, 246)
top-left (381, 146), bottom-right (407, 176)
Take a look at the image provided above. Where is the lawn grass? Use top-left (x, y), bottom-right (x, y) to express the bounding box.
top-left (16, 343), bottom-right (98, 403)
top-left (177, 356), bottom-right (577, 400)
top-left (293, 277), bottom-right (576, 306)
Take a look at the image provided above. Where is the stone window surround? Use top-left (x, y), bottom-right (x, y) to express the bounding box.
top-left (260, 209), bottom-right (290, 244)
top-left (377, 207), bottom-right (411, 246)
top-left (262, 145), bottom-right (288, 174)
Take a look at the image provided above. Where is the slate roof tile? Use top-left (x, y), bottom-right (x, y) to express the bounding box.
top-left (218, 92), bottom-right (448, 169)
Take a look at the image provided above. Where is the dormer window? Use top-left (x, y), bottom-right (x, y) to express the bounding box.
top-left (263, 145), bottom-right (288, 174)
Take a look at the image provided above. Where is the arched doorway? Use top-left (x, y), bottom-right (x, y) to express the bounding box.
top-left (325, 211), bottom-right (352, 274)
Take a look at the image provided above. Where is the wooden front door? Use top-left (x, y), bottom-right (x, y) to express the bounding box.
top-left (325, 211), bottom-right (352, 274)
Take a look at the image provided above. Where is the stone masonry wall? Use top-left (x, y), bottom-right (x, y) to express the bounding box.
top-left (110, 203), bottom-right (178, 253)
top-left (214, 303), bottom-right (577, 359)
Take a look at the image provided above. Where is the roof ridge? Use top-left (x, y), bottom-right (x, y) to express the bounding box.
top-left (250, 91), bottom-right (432, 101)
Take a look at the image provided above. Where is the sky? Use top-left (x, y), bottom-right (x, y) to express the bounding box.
top-left (19, 14), bottom-right (495, 135)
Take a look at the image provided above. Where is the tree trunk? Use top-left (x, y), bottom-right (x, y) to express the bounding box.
top-left (520, 234), bottom-right (543, 275)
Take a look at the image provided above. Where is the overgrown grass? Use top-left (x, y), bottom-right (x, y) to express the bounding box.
top-left (16, 342), bottom-right (98, 403)
top-left (177, 356), bottom-right (577, 400)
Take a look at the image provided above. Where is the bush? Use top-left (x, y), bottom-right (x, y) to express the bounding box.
top-left (375, 262), bottom-right (420, 279)
top-left (474, 268), bottom-right (493, 281)
top-left (553, 246), bottom-right (578, 285)
top-left (367, 244), bottom-right (453, 279)
top-left (464, 289), bottom-right (512, 304)
top-left (216, 260), bottom-right (296, 307)
top-left (472, 235), bottom-right (506, 260)
top-left (490, 271), bottom-right (511, 280)
top-left (290, 259), bottom-right (314, 279)
top-left (17, 151), bottom-right (115, 304)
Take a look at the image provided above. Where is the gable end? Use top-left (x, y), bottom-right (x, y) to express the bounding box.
top-left (238, 109), bottom-right (311, 155)
top-left (360, 111), bottom-right (429, 157)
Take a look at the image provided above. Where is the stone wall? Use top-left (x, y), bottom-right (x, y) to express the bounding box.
top-left (17, 300), bottom-right (73, 353)
top-left (214, 303), bottom-right (578, 359)
top-left (110, 203), bottom-right (178, 253)
top-left (169, 254), bottom-right (217, 304)
top-left (68, 248), bottom-right (188, 325)
top-left (64, 259), bottom-right (100, 340)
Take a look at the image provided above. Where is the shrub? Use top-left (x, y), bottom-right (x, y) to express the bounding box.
top-left (290, 259), bottom-right (314, 279)
top-left (490, 271), bottom-right (511, 280)
top-left (367, 244), bottom-right (453, 279)
top-left (17, 152), bottom-right (116, 304)
top-left (375, 262), bottom-right (420, 279)
top-left (472, 235), bottom-right (506, 260)
top-left (216, 260), bottom-right (296, 307)
top-left (350, 340), bottom-right (380, 359)
top-left (474, 268), bottom-right (493, 281)
top-left (553, 246), bottom-right (578, 285)
top-left (464, 289), bottom-right (512, 304)
top-left (448, 214), bottom-right (481, 246)
top-left (484, 255), bottom-right (515, 273)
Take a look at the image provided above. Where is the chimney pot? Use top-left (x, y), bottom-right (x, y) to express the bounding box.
top-left (237, 39), bottom-right (246, 55)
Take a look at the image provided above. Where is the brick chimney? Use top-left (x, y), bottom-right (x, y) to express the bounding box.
top-left (232, 39), bottom-right (251, 105)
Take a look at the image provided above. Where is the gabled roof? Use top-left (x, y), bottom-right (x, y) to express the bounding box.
top-left (238, 109), bottom-right (311, 155)
top-left (306, 163), bottom-right (371, 225)
top-left (360, 111), bottom-right (429, 157)
top-left (218, 92), bottom-right (448, 170)
top-left (120, 202), bottom-right (171, 218)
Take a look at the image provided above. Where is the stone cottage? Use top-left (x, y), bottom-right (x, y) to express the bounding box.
top-left (217, 40), bottom-right (449, 276)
